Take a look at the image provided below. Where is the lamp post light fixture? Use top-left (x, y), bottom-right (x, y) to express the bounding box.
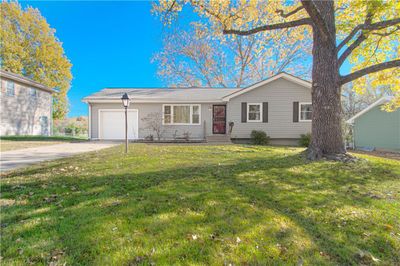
top-left (121, 93), bottom-right (130, 153)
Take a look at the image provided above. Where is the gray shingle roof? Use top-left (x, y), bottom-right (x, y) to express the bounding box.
top-left (83, 88), bottom-right (241, 102)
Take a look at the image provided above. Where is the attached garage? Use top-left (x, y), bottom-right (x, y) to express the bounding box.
top-left (98, 109), bottom-right (138, 140)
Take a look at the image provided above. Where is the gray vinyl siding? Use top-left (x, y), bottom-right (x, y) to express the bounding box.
top-left (90, 102), bottom-right (219, 140)
top-left (227, 78), bottom-right (311, 139)
top-left (0, 78), bottom-right (52, 136)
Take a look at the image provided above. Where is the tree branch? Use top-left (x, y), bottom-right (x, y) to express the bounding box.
top-left (337, 11), bottom-right (372, 52)
top-left (223, 18), bottom-right (311, 36)
top-left (340, 59), bottom-right (400, 85)
top-left (371, 26), bottom-right (400, 36)
top-left (337, 17), bottom-right (400, 51)
top-left (301, 0), bottom-right (331, 41)
top-left (276, 6), bottom-right (304, 18)
top-left (337, 17), bottom-right (400, 65)
top-left (162, 0), bottom-right (177, 23)
top-left (338, 34), bottom-right (366, 66)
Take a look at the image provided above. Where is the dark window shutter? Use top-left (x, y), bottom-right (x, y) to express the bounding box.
top-left (293, 102), bottom-right (299, 122)
top-left (241, 102), bottom-right (247, 123)
top-left (263, 102), bottom-right (268, 123)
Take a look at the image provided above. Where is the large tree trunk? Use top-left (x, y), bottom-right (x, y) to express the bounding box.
top-left (307, 1), bottom-right (345, 160)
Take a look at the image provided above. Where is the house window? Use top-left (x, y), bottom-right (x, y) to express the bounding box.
top-left (6, 81), bottom-right (15, 96)
top-left (300, 103), bottom-right (312, 121)
top-left (30, 88), bottom-right (37, 97)
top-left (163, 104), bottom-right (201, 125)
top-left (173, 105), bottom-right (191, 124)
top-left (247, 103), bottom-right (262, 122)
top-left (192, 105), bottom-right (200, 124)
top-left (164, 105), bottom-right (172, 124)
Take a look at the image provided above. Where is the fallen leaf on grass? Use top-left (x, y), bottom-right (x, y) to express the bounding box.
top-left (43, 194), bottom-right (58, 203)
top-left (383, 224), bottom-right (393, 231)
top-left (297, 258), bottom-right (304, 266)
top-left (187, 234), bottom-right (199, 240)
top-left (355, 250), bottom-right (380, 264)
top-left (48, 249), bottom-right (65, 266)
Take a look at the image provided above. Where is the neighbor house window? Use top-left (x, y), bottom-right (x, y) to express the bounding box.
top-left (6, 81), bottom-right (15, 96)
top-left (247, 103), bottom-right (262, 122)
top-left (163, 104), bottom-right (201, 125)
top-left (30, 88), bottom-right (37, 97)
top-left (299, 103), bottom-right (312, 121)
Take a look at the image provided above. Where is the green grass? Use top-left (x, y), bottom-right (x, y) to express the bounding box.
top-left (1, 144), bottom-right (399, 265)
top-left (0, 136), bottom-right (87, 152)
top-left (0, 135), bottom-right (87, 142)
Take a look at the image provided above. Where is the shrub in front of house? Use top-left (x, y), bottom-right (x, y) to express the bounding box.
top-left (250, 130), bottom-right (270, 145)
top-left (299, 133), bottom-right (311, 147)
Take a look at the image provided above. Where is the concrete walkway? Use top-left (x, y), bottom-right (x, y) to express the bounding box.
top-left (1, 142), bottom-right (118, 172)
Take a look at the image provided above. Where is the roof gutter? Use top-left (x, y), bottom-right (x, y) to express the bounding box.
top-left (82, 99), bottom-right (228, 104)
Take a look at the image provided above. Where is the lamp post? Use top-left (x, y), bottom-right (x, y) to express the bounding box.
top-left (121, 93), bottom-right (130, 153)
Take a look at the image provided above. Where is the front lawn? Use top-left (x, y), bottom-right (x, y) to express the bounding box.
top-left (1, 144), bottom-right (399, 265)
top-left (0, 135), bottom-right (87, 152)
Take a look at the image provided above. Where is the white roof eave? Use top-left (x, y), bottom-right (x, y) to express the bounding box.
top-left (346, 96), bottom-right (393, 124)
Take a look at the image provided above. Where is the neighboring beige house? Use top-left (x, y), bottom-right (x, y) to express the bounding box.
top-left (0, 69), bottom-right (53, 136)
top-left (83, 72), bottom-right (312, 145)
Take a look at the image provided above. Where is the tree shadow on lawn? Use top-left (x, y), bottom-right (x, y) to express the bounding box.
top-left (1, 151), bottom-right (399, 265)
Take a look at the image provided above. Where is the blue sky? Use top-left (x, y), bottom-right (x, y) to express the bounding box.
top-left (22, 1), bottom-right (164, 117)
top-left (21, 1), bottom-right (351, 118)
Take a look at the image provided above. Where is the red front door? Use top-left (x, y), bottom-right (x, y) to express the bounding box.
top-left (213, 105), bottom-right (226, 134)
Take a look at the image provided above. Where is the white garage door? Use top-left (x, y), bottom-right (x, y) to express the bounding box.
top-left (99, 109), bottom-right (138, 140)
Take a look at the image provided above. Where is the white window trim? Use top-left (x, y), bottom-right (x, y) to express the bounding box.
top-left (299, 102), bottom-right (312, 122)
top-left (162, 104), bottom-right (201, 125)
top-left (247, 103), bottom-right (263, 122)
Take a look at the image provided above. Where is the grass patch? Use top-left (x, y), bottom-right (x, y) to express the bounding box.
top-left (0, 135), bottom-right (87, 152)
top-left (1, 144), bottom-right (399, 265)
top-left (0, 135), bottom-right (87, 142)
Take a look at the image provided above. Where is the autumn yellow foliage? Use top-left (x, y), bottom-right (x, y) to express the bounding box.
top-left (154, 0), bottom-right (399, 110)
top-left (0, 2), bottom-right (72, 119)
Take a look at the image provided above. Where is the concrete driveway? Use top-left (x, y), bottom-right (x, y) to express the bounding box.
top-left (1, 142), bottom-right (118, 172)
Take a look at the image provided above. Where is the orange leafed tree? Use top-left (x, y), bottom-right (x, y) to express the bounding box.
top-left (0, 2), bottom-right (72, 119)
top-left (153, 0), bottom-right (400, 160)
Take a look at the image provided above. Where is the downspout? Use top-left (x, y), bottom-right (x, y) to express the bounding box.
top-left (349, 123), bottom-right (355, 150)
top-left (50, 93), bottom-right (53, 136)
top-left (352, 124), bottom-right (355, 150)
top-left (88, 103), bottom-right (92, 140)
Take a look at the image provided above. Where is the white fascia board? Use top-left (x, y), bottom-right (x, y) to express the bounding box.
top-left (82, 99), bottom-right (227, 104)
top-left (346, 96), bottom-right (392, 124)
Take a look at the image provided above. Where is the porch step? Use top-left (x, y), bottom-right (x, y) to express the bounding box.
top-left (206, 135), bottom-right (232, 143)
